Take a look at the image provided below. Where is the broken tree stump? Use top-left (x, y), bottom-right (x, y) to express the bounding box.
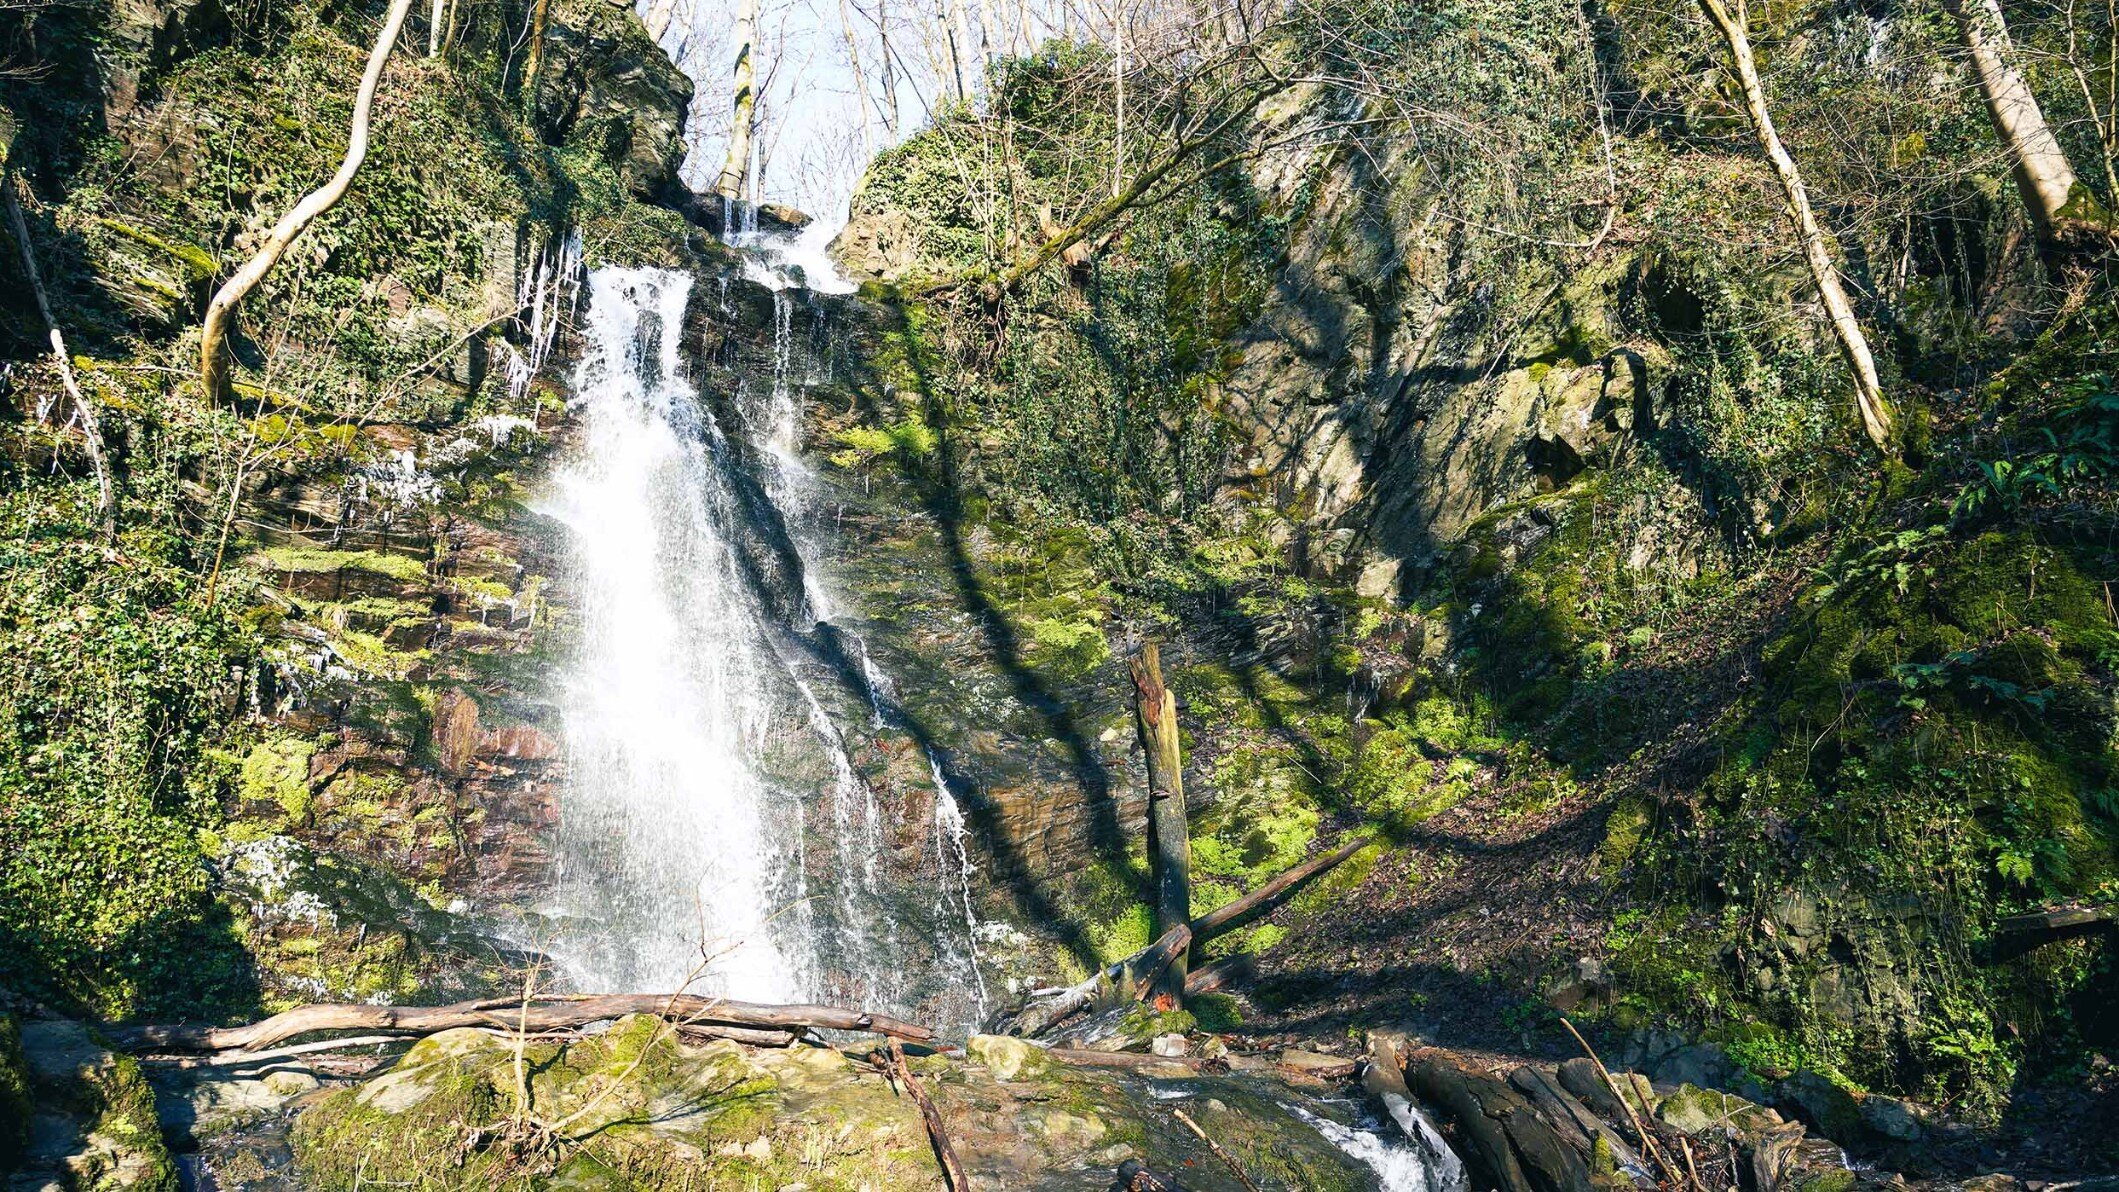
top-left (1403, 1047), bottom-right (1594, 1192)
top-left (1131, 642), bottom-right (1192, 1004)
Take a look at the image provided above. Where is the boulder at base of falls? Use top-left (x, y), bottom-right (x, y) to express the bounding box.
top-left (290, 1014), bottom-right (1384, 1191)
top-left (6, 1016), bottom-right (178, 1192)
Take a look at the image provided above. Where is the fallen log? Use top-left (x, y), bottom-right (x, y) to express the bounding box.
top-left (883, 1038), bottom-right (968, 1191)
top-left (1188, 835), bottom-right (1373, 945)
top-left (1010, 924), bottom-right (1190, 1036)
top-left (1362, 1033), bottom-right (1466, 1182)
top-left (1125, 923), bottom-right (1192, 1002)
top-left (1403, 1047), bottom-right (1594, 1192)
top-left (1012, 835), bottom-right (1373, 1037)
top-left (1183, 953), bottom-right (1253, 996)
top-left (1507, 1064), bottom-right (1645, 1175)
top-left (111, 994), bottom-right (936, 1054)
top-left (1987, 902), bottom-right (2118, 961)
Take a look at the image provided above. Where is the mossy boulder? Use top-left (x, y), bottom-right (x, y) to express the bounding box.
top-left (966, 1033), bottom-right (1051, 1081)
top-left (12, 1019), bottom-right (178, 1191)
top-left (292, 1018), bottom-right (941, 1191)
top-left (292, 1016), bottom-right (1384, 1190)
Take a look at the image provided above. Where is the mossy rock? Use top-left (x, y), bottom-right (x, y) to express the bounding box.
top-left (14, 1019), bottom-right (178, 1191)
top-left (292, 1017), bottom-right (1387, 1190)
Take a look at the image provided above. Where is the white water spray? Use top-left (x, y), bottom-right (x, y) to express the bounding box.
top-left (539, 267), bottom-right (808, 1000)
top-left (1286, 1100), bottom-right (1468, 1192)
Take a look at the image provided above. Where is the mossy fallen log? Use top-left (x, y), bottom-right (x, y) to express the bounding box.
top-left (1011, 835), bottom-right (1372, 1036)
top-left (110, 993), bottom-right (935, 1054)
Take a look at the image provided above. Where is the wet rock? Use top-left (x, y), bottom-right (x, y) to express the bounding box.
top-left (148, 1064), bottom-right (321, 1147)
top-left (967, 1033), bottom-right (1050, 1081)
top-left (1652, 1043), bottom-right (1767, 1101)
top-left (1149, 1034), bottom-right (1189, 1058)
top-left (294, 1016), bottom-right (1376, 1190)
top-left (1775, 1071), bottom-right (1866, 1143)
top-left (12, 1019), bottom-right (177, 1191)
top-left (1856, 1093), bottom-right (1926, 1142)
top-left (1655, 1082), bottom-right (1783, 1140)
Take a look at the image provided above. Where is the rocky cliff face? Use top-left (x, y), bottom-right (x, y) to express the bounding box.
top-left (823, 27), bottom-right (2116, 1147)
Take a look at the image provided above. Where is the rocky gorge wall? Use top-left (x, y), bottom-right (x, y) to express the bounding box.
top-left (823, 8), bottom-right (2119, 1153)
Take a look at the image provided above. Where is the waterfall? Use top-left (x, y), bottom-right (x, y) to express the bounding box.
top-left (538, 257), bottom-right (989, 1032)
top-left (538, 267), bottom-right (810, 1000)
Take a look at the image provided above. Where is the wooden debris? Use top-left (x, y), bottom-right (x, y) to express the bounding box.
top-left (1988, 902), bottom-right (2118, 960)
top-left (1507, 1064), bottom-right (1645, 1174)
top-left (1011, 833), bottom-right (1370, 1037)
top-left (882, 1038), bottom-right (969, 1191)
top-left (1182, 953), bottom-right (1253, 996)
top-left (1558, 1018), bottom-right (1682, 1187)
top-left (1011, 924), bottom-right (1189, 1036)
top-left (1131, 643), bottom-right (1193, 1003)
top-left (1402, 1046), bottom-right (1594, 1192)
top-left (1187, 835), bottom-right (1372, 944)
top-left (1172, 1107), bottom-right (1261, 1192)
top-left (112, 994), bottom-right (936, 1054)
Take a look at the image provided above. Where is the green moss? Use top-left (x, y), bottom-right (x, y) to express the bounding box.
top-left (1089, 902), bottom-right (1155, 965)
top-left (1190, 993), bottom-right (1243, 1032)
top-left (294, 1020), bottom-right (945, 1191)
top-left (258, 548), bottom-right (428, 585)
top-left (94, 218), bottom-right (216, 279)
top-left (86, 1050), bottom-right (178, 1191)
top-left (238, 735), bottom-right (318, 824)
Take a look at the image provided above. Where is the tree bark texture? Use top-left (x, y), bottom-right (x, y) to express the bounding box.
top-left (1131, 642), bottom-right (1191, 1003)
top-left (715, 0), bottom-right (760, 200)
top-left (198, 0), bottom-right (416, 403)
top-left (1945, 0), bottom-right (2090, 238)
top-left (113, 994), bottom-right (936, 1054)
top-left (1698, 0), bottom-right (1895, 454)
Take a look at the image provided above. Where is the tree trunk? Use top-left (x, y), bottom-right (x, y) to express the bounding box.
top-left (715, 0), bottom-right (760, 201)
top-left (1945, 0), bottom-right (2090, 238)
top-left (1130, 643), bottom-right (1190, 1004)
top-left (522, 0), bottom-right (555, 98)
top-left (1188, 834), bottom-right (1370, 944)
top-left (198, 0), bottom-right (415, 403)
top-left (1008, 834), bottom-right (1366, 1036)
top-left (6, 174), bottom-right (114, 542)
top-left (839, 0), bottom-right (876, 155)
top-left (1698, 0), bottom-right (1895, 455)
top-left (1008, 923), bottom-right (1189, 1036)
top-left (113, 994), bottom-right (935, 1055)
top-left (878, 0), bottom-right (900, 135)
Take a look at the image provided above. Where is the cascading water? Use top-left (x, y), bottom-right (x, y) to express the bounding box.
top-left (538, 249), bottom-right (989, 1033)
top-left (538, 267), bottom-right (811, 1000)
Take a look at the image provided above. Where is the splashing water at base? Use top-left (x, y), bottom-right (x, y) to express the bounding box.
top-left (1285, 1100), bottom-right (1469, 1192)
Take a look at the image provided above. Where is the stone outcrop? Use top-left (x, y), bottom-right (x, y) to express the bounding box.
top-left (530, 0), bottom-right (693, 200)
